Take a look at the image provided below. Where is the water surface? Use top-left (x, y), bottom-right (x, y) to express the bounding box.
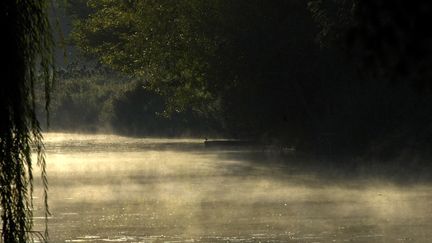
top-left (31, 133), bottom-right (432, 242)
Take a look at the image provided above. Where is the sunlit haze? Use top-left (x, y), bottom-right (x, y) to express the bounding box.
top-left (28, 133), bottom-right (432, 242)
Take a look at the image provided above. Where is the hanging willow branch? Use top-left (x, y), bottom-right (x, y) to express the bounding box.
top-left (0, 0), bottom-right (54, 242)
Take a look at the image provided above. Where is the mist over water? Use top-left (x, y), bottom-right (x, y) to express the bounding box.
top-left (31, 133), bottom-right (432, 242)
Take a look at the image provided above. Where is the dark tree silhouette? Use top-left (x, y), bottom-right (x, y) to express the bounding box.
top-left (0, 0), bottom-right (53, 242)
top-left (350, 0), bottom-right (432, 89)
top-left (310, 0), bottom-right (432, 88)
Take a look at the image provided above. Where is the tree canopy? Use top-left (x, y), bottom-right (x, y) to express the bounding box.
top-left (70, 0), bottom-right (327, 140)
top-left (69, 0), bottom-right (432, 158)
top-left (309, 0), bottom-right (432, 89)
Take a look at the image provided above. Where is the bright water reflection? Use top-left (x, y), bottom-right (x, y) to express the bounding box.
top-left (31, 133), bottom-right (432, 242)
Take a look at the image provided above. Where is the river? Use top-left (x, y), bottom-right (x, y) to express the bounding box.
top-left (30, 133), bottom-right (432, 242)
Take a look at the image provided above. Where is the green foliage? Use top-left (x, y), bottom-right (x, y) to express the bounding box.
top-left (110, 82), bottom-right (218, 137)
top-left (51, 76), bottom-right (120, 130)
top-left (36, 66), bottom-right (128, 132)
top-left (69, 0), bottom-right (432, 158)
top-left (36, 66), bottom-right (217, 136)
top-left (307, 0), bottom-right (356, 47)
top-left (70, 0), bottom-right (220, 113)
top-left (0, 0), bottom-right (53, 242)
top-left (69, 0), bottom-right (325, 140)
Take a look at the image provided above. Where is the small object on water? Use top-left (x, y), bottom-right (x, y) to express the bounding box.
top-left (204, 139), bottom-right (258, 147)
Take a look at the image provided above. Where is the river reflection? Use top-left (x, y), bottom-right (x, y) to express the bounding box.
top-left (31, 133), bottom-right (432, 242)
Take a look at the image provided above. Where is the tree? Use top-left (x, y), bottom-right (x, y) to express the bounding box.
top-left (70, 0), bottom-right (216, 114)
top-left (70, 0), bottom-right (432, 157)
top-left (308, 0), bottom-right (432, 157)
top-left (309, 0), bottom-right (432, 89)
top-left (0, 0), bottom-right (53, 242)
top-left (70, 0), bottom-right (329, 143)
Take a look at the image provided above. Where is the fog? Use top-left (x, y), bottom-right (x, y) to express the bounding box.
top-left (3, 1), bottom-right (432, 243)
top-left (28, 133), bottom-right (432, 242)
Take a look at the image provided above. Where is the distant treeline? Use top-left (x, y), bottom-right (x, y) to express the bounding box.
top-left (36, 65), bottom-right (219, 137)
top-left (47, 0), bottom-right (432, 159)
